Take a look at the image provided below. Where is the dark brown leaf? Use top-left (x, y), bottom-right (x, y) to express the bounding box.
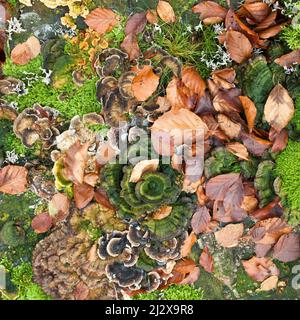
top-left (225, 30), bottom-right (253, 63)
top-left (125, 12), bottom-right (147, 36)
top-left (120, 33), bottom-right (141, 61)
top-left (31, 212), bottom-right (53, 234)
top-left (275, 49), bottom-right (300, 67)
top-left (94, 188), bottom-right (114, 210)
top-left (239, 95), bottom-right (257, 133)
top-left (74, 183), bottom-right (95, 209)
top-left (273, 233), bottom-right (300, 263)
top-left (241, 132), bottom-right (272, 156)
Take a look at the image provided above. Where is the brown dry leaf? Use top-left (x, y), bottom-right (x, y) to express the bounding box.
top-left (258, 24), bottom-right (283, 39)
top-left (254, 11), bottom-right (277, 32)
top-left (120, 33), bottom-right (141, 61)
top-left (241, 195), bottom-right (258, 213)
top-left (182, 66), bottom-right (206, 96)
top-left (125, 12), bottom-right (147, 36)
top-left (132, 65), bottom-right (160, 101)
top-left (216, 114), bottom-right (242, 139)
top-left (11, 36), bottom-right (40, 65)
top-left (206, 173), bottom-right (241, 201)
top-left (212, 68), bottom-right (236, 84)
top-left (250, 198), bottom-right (283, 220)
top-left (179, 266), bottom-right (200, 285)
top-left (156, 96), bottom-right (171, 113)
top-left (226, 142), bottom-right (249, 160)
top-left (64, 141), bottom-right (89, 185)
top-left (157, 0), bottom-right (176, 23)
top-left (31, 212), bottom-right (53, 234)
top-left (83, 173), bottom-right (99, 187)
top-left (199, 246), bottom-right (214, 273)
top-left (191, 206), bottom-right (211, 234)
top-left (48, 193), bottom-right (70, 222)
top-left (239, 96), bottom-right (257, 133)
top-left (192, 1), bottom-right (227, 22)
top-left (259, 275), bottom-right (278, 291)
top-left (242, 2), bottom-right (271, 23)
top-left (240, 132), bottom-right (272, 156)
top-left (250, 217), bottom-right (292, 245)
top-left (0, 165), bottom-right (28, 194)
top-left (166, 77), bottom-right (191, 111)
top-left (151, 108), bottom-right (208, 155)
top-left (152, 206), bottom-right (172, 220)
top-left (271, 128), bottom-right (288, 153)
top-left (94, 188), bottom-right (114, 210)
top-left (242, 256), bottom-right (279, 282)
top-left (74, 183), bottom-right (95, 209)
top-left (214, 223), bottom-right (244, 248)
top-left (146, 9), bottom-right (158, 24)
top-left (130, 159), bottom-right (159, 183)
top-left (213, 90), bottom-right (242, 114)
top-left (85, 8), bottom-right (119, 35)
top-left (273, 233), bottom-right (300, 263)
top-left (275, 49), bottom-right (300, 67)
top-left (181, 232), bottom-right (197, 258)
top-left (225, 30), bottom-right (253, 64)
top-left (264, 84), bottom-right (294, 132)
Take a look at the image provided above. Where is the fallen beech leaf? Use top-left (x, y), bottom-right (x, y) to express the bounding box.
top-left (242, 256), bottom-right (279, 282)
top-left (258, 24), bottom-right (283, 39)
top-left (193, 1), bottom-right (227, 22)
top-left (74, 282), bottom-right (89, 300)
top-left (212, 68), bottom-right (236, 84)
top-left (166, 77), bottom-right (192, 111)
top-left (241, 132), bottom-right (271, 156)
top-left (264, 84), bottom-right (294, 132)
top-left (85, 8), bottom-right (119, 35)
top-left (157, 0), bottom-right (176, 23)
top-left (182, 66), bottom-right (206, 96)
top-left (64, 141), bottom-right (89, 185)
top-left (191, 206), bottom-right (211, 234)
top-left (48, 193), bottom-right (70, 222)
top-left (254, 11), bottom-right (277, 32)
top-left (213, 90), bottom-right (242, 114)
top-left (132, 65), bottom-right (160, 101)
top-left (241, 195), bottom-right (258, 213)
top-left (0, 165), bottom-right (27, 194)
top-left (216, 114), bottom-right (241, 139)
top-left (242, 2), bottom-right (271, 23)
top-left (125, 12), bottom-right (147, 36)
top-left (31, 212), bottom-right (52, 234)
top-left (199, 246), bottom-right (214, 273)
top-left (11, 36), bottom-right (40, 65)
top-left (239, 96), bottom-right (257, 133)
top-left (146, 9), bottom-right (158, 24)
top-left (156, 96), bottom-right (171, 113)
top-left (152, 206), bottom-right (172, 220)
top-left (214, 223), bottom-right (244, 248)
top-left (271, 129), bottom-right (288, 153)
top-left (180, 266), bottom-right (200, 285)
top-left (273, 233), bottom-right (300, 263)
top-left (130, 159), bottom-right (159, 182)
top-left (181, 232), bottom-right (197, 257)
top-left (83, 173), bottom-right (99, 187)
top-left (259, 275), bottom-right (278, 291)
top-left (226, 142), bottom-right (249, 160)
top-left (275, 49), bottom-right (300, 67)
top-left (74, 183), bottom-right (95, 209)
top-left (251, 198), bottom-right (283, 220)
top-left (225, 30), bottom-right (253, 63)
top-left (120, 33), bottom-right (141, 61)
top-left (250, 217), bottom-right (292, 245)
top-left (94, 188), bottom-right (114, 210)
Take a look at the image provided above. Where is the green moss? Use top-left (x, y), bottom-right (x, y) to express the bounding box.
top-left (4, 77), bottom-right (101, 119)
top-left (3, 56), bottom-right (44, 81)
top-left (234, 267), bottom-right (258, 297)
top-left (134, 285), bottom-right (204, 300)
top-left (275, 141), bottom-right (300, 212)
top-left (281, 26), bottom-right (300, 50)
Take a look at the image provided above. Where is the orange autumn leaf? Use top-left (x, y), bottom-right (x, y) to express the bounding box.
top-left (64, 141), bottom-right (89, 185)
top-left (74, 183), bottom-right (95, 209)
top-left (199, 246), bottom-right (214, 273)
top-left (193, 1), bottom-right (227, 23)
top-left (31, 212), bottom-right (53, 234)
top-left (157, 0), bottom-right (176, 23)
top-left (239, 95), bottom-right (257, 133)
top-left (275, 49), bottom-right (300, 67)
top-left (226, 142), bottom-right (249, 160)
top-left (225, 30), bottom-right (253, 63)
top-left (146, 9), bottom-right (158, 24)
top-left (85, 8), bottom-right (120, 35)
top-left (258, 24), bottom-right (283, 39)
top-left (0, 165), bottom-right (28, 194)
top-left (181, 232), bottom-right (197, 257)
top-left (132, 65), bottom-right (159, 101)
top-left (11, 36), bottom-right (41, 65)
top-left (48, 193), bottom-right (70, 223)
top-left (166, 77), bottom-right (191, 110)
top-left (214, 223), bottom-right (244, 248)
top-left (182, 66), bottom-right (206, 96)
top-left (242, 2), bottom-right (271, 23)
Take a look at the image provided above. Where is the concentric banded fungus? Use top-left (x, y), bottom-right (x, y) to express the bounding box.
top-left (0, 77), bottom-right (24, 95)
top-left (13, 104), bottom-right (61, 149)
top-left (0, 99), bottom-right (18, 121)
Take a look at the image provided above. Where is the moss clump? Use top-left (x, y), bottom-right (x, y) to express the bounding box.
top-left (275, 141), bottom-right (300, 212)
top-left (133, 284), bottom-right (204, 300)
top-left (4, 77), bottom-right (101, 119)
top-left (281, 26), bottom-right (300, 50)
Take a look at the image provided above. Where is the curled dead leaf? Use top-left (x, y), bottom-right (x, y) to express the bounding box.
top-left (157, 1), bottom-right (176, 23)
top-left (180, 232), bottom-right (197, 258)
top-left (192, 1), bottom-right (227, 24)
top-left (216, 114), bottom-right (242, 139)
top-left (120, 33), bottom-right (141, 61)
top-left (226, 142), bottom-right (249, 160)
top-left (239, 96), bottom-right (257, 133)
top-left (275, 49), bottom-right (300, 67)
top-left (74, 183), bottom-right (95, 210)
top-left (191, 206), bottom-right (211, 234)
top-left (152, 206), bottom-right (172, 220)
top-left (214, 223), bottom-right (244, 248)
top-left (129, 159), bottom-right (159, 183)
